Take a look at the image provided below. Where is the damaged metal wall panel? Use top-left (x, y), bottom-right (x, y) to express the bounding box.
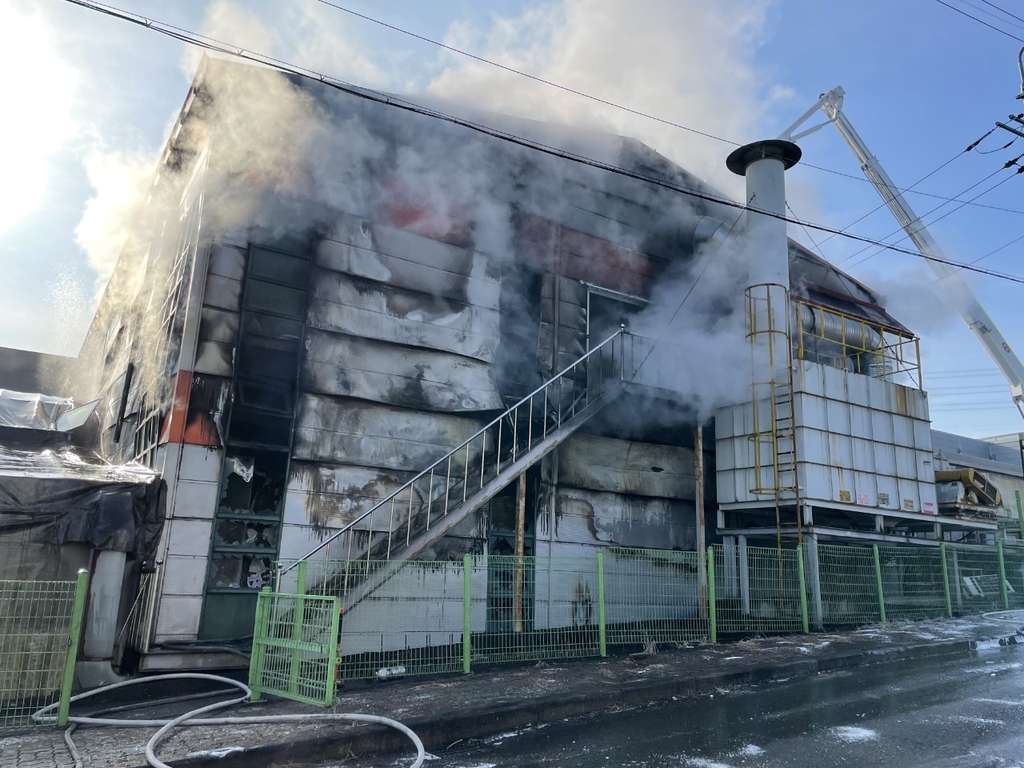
top-left (537, 275), bottom-right (587, 374)
top-left (551, 434), bottom-right (696, 500)
top-left (542, 485), bottom-right (696, 551)
top-left (302, 329), bottom-right (502, 413)
top-left (292, 394), bottom-right (487, 472)
top-left (307, 270), bottom-right (501, 363)
top-left (562, 178), bottom-right (662, 237)
top-left (283, 460), bottom-right (417, 533)
top-left (317, 214), bottom-right (501, 310)
top-left (515, 215), bottom-right (659, 298)
top-left (194, 244), bottom-right (246, 377)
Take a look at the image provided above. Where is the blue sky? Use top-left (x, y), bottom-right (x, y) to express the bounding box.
top-left (3, 0), bottom-right (1024, 438)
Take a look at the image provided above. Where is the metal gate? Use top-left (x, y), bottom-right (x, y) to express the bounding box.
top-left (248, 589), bottom-right (340, 706)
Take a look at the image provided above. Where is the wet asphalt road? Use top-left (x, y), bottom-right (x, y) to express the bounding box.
top-left (344, 640), bottom-right (1024, 768)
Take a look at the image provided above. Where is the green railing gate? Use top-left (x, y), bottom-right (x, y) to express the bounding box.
top-left (248, 589), bottom-right (341, 707)
top-left (0, 570), bottom-right (88, 729)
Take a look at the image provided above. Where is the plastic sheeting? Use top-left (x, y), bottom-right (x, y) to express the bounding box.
top-left (0, 389), bottom-right (73, 430)
top-left (0, 444), bottom-right (162, 581)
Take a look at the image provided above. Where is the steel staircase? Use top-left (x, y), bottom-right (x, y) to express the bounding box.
top-left (278, 328), bottom-right (640, 608)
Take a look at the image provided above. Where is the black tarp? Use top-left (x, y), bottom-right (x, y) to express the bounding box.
top-left (0, 444), bottom-right (163, 579)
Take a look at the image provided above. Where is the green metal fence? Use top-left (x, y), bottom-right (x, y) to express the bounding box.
top-left (248, 590), bottom-right (340, 707)
top-left (337, 559), bottom-right (467, 680)
top-left (256, 541), bottom-right (1024, 706)
top-left (814, 544), bottom-right (881, 626)
top-left (467, 554), bottom-right (603, 666)
top-left (1000, 542), bottom-right (1024, 608)
top-left (713, 544), bottom-right (804, 634)
top-left (603, 547), bottom-right (709, 645)
top-left (878, 546), bottom-right (949, 621)
top-left (0, 571), bottom-right (88, 728)
top-left (945, 543), bottom-right (1007, 615)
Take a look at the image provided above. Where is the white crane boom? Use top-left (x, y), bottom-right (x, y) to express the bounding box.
top-left (781, 86), bottom-right (1024, 420)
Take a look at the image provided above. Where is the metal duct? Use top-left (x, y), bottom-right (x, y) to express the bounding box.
top-left (798, 304), bottom-right (883, 351)
top-left (691, 216), bottom-right (727, 252)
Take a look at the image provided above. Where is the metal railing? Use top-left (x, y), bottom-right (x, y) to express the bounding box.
top-left (280, 328), bottom-right (636, 587)
top-left (0, 571), bottom-right (88, 728)
top-left (255, 541), bottom-right (1024, 702)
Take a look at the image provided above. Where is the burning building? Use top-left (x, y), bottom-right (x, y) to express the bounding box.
top-left (68, 56), bottom-right (996, 669)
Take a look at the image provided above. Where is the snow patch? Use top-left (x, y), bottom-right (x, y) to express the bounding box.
top-left (686, 758), bottom-right (735, 768)
top-left (952, 715), bottom-right (1004, 725)
top-left (831, 726), bottom-right (878, 743)
top-left (722, 656), bottom-right (744, 661)
top-left (186, 746), bottom-right (245, 758)
top-left (739, 744), bottom-right (765, 756)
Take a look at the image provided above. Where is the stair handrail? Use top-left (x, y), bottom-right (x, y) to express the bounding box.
top-left (279, 327), bottom-right (630, 575)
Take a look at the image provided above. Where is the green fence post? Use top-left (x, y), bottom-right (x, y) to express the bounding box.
top-left (597, 550), bottom-right (607, 657)
top-left (797, 544), bottom-right (809, 634)
top-left (327, 596), bottom-right (342, 706)
top-left (872, 544), bottom-right (887, 623)
top-left (248, 588), bottom-right (271, 702)
top-left (940, 543), bottom-right (953, 617)
top-left (707, 547), bottom-right (717, 644)
top-left (998, 541), bottom-right (1009, 610)
top-left (1016, 490), bottom-right (1024, 539)
top-left (462, 554), bottom-right (472, 674)
top-left (288, 561), bottom-right (308, 696)
top-left (56, 570), bottom-right (89, 727)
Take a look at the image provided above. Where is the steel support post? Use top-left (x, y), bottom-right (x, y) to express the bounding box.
top-left (707, 547), bottom-right (717, 643)
top-left (248, 587), bottom-right (271, 703)
top-left (806, 533), bottom-right (823, 630)
top-left (57, 570), bottom-right (89, 727)
top-left (738, 535), bottom-right (751, 616)
top-left (288, 561), bottom-right (308, 695)
top-left (951, 547), bottom-right (963, 612)
top-left (796, 544), bottom-right (809, 633)
top-left (872, 544), bottom-right (887, 623)
top-left (940, 543), bottom-right (953, 618)
top-left (998, 541), bottom-right (1009, 610)
top-left (597, 550), bottom-right (607, 657)
top-left (463, 554), bottom-right (472, 674)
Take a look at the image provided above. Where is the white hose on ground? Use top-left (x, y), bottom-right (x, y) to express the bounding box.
top-left (32, 673), bottom-right (425, 768)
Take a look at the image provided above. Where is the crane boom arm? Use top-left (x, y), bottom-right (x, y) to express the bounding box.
top-left (782, 87), bottom-right (1024, 418)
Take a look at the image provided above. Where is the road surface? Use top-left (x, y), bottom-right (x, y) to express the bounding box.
top-left (349, 639), bottom-right (1024, 767)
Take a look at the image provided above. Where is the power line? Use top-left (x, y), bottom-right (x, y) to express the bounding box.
top-left (839, 164), bottom-right (1022, 269)
top-left (934, 0), bottom-right (1024, 42)
top-left (318, 0), bottom-right (1024, 218)
top-left (959, 0), bottom-right (1024, 33)
top-left (59, 0), bottom-right (1024, 288)
top-left (980, 0), bottom-right (1024, 26)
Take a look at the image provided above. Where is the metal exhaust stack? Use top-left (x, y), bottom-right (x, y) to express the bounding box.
top-left (725, 139), bottom-right (802, 532)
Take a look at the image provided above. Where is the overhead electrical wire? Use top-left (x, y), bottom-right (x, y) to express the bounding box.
top-left (957, 0), bottom-right (1024, 33)
top-left (979, 0), bottom-right (1024, 26)
top-left (58, 0), bottom-right (1024, 288)
top-left (837, 161), bottom-right (1023, 269)
top-left (316, 0), bottom-right (1024, 217)
top-left (933, 0), bottom-right (1024, 42)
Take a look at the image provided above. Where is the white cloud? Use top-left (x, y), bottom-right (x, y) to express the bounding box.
top-left (0, 0), bottom-right (77, 234)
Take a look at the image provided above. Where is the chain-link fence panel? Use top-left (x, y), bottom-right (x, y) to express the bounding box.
top-left (877, 546), bottom-right (948, 620)
top-left (713, 544), bottom-right (803, 634)
top-left (603, 547), bottom-right (709, 645)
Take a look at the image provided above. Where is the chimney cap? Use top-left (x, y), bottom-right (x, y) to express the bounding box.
top-left (726, 139), bottom-right (802, 176)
